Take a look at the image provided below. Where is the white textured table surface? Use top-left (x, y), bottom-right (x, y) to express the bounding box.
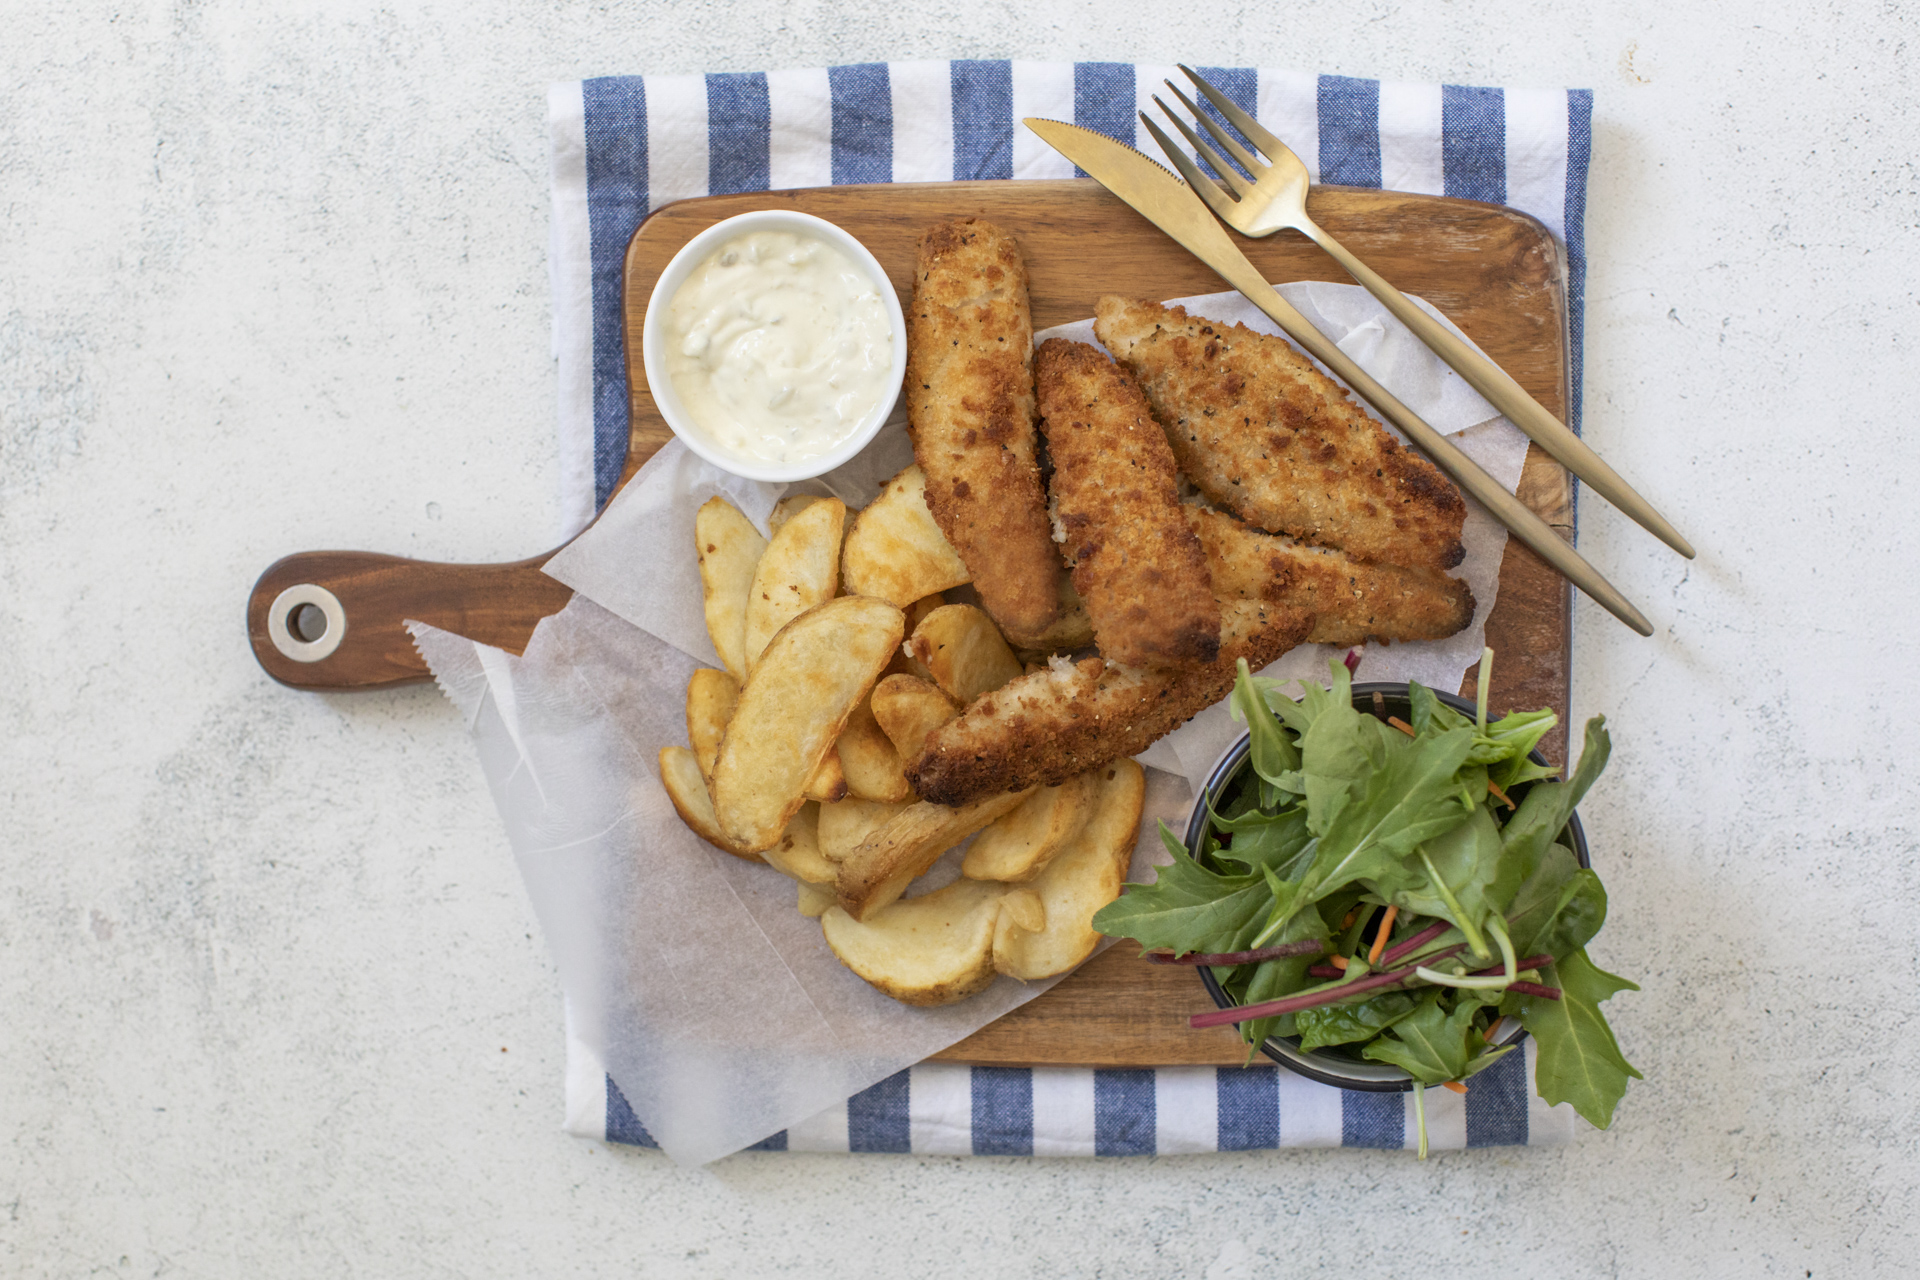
top-left (3, 3), bottom-right (1913, 1275)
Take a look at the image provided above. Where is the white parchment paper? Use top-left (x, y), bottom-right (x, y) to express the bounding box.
top-left (411, 282), bottom-right (1530, 1166)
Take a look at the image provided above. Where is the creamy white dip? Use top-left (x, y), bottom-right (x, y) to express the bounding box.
top-left (663, 229), bottom-right (894, 466)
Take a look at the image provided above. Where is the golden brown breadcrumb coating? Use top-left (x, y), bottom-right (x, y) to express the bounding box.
top-left (1035, 338), bottom-right (1220, 668)
top-left (1094, 296), bottom-right (1467, 573)
top-left (906, 220), bottom-right (1063, 643)
top-left (905, 599), bottom-right (1313, 806)
top-left (1185, 506), bottom-right (1474, 647)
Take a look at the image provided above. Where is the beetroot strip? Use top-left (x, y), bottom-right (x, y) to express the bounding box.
top-left (1508, 981), bottom-right (1562, 1000)
top-left (1147, 938), bottom-right (1327, 967)
top-left (1377, 921), bottom-right (1450, 968)
top-left (1190, 944), bottom-right (1467, 1029)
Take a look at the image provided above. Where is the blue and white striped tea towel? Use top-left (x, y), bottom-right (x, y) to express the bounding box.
top-left (545, 61), bottom-right (1594, 1155)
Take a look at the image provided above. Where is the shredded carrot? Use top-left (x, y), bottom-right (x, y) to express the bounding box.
top-left (1441, 1081), bottom-right (1468, 1096)
top-left (1341, 908), bottom-right (1359, 928)
top-left (1367, 904), bottom-right (1399, 964)
top-left (1387, 715), bottom-right (1416, 737)
top-left (1483, 1017), bottom-right (1504, 1043)
top-left (1486, 778), bottom-right (1515, 809)
top-left (1328, 954), bottom-right (1349, 971)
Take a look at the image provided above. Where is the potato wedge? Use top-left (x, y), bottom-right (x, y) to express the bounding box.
top-left (757, 804), bottom-right (836, 885)
top-left (686, 668), bottom-right (741, 783)
top-left (769, 492), bottom-right (826, 535)
top-left (696, 497), bottom-right (769, 682)
top-left (804, 748), bottom-right (849, 804)
top-left (961, 770), bottom-right (1101, 882)
top-left (744, 497), bottom-right (847, 673)
top-left (836, 696), bottom-right (912, 802)
top-left (1000, 887), bottom-right (1045, 935)
top-left (907, 603), bottom-right (1023, 705)
top-left (658, 746), bottom-right (759, 862)
top-left (710, 595), bottom-right (905, 852)
top-left (820, 878), bottom-right (1013, 1006)
top-left (817, 796), bottom-right (914, 862)
top-left (841, 464), bottom-right (973, 607)
top-left (991, 759), bottom-right (1145, 980)
top-left (798, 880), bottom-right (837, 918)
top-left (835, 788), bottom-right (1033, 921)
top-left (883, 594), bottom-right (947, 680)
top-left (869, 674), bottom-right (959, 759)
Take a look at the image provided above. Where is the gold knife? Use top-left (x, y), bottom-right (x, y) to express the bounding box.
top-left (1024, 117), bottom-right (1653, 637)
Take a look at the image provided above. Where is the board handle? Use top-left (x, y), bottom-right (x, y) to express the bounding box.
top-left (247, 550), bottom-right (574, 691)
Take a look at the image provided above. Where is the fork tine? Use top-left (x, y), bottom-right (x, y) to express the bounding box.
top-left (1139, 112), bottom-right (1243, 222)
top-left (1162, 80), bottom-right (1264, 179)
top-left (1152, 96), bottom-right (1251, 198)
top-left (1177, 63), bottom-right (1290, 162)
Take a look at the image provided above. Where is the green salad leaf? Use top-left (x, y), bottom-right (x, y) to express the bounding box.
top-left (1361, 989), bottom-right (1485, 1084)
top-left (1206, 805), bottom-right (1314, 878)
top-left (1499, 716), bottom-right (1611, 874)
top-left (1090, 825), bottom-right (1272, 955)
top-left (1513, 950), bottom-right (1643, 1128)
top-left (1295, 990), bottom-right (1419, 1051)
top-left (1373, 801), bottom-right (1513, 958)
top-left (1511, 860), bottom-right (1609, 961)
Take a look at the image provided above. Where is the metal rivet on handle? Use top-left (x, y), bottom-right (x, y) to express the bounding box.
top-left (267, 584), bottom-right (347, 662)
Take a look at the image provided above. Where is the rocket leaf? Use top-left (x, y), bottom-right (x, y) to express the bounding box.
top-left (1091, 824), bottom-right (1275, 955)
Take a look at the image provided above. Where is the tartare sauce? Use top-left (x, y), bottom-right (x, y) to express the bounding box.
top-left (663, 229), bottom-right (895, 466)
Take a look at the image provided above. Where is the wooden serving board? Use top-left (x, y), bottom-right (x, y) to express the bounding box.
top-left (247, 179), bottom-right (1573, 1067)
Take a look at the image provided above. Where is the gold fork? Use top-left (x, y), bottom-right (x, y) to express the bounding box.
top-left (1144, 66), bottom-right (1694, 560)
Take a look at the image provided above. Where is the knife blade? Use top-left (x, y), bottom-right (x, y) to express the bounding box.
top-left (1024, 117), bottom-right (1653, 638)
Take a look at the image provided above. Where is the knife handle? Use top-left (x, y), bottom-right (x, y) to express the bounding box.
top-left (1298, 216), bottom-right (1694, 560)
top-left (1235, 281), bottom-right (1654, 636)
top-left (247, 550), bottom-right (572, 690)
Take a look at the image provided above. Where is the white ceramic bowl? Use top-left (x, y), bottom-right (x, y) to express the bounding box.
top-left (640, 209), bottom-right (908, 484)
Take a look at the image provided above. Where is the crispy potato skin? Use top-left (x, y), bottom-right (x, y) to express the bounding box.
top-left (1035, 338), bottom-right (1219, 668)
top-left (906, 599), bottom-right (1313, 806)
top-left (1094, 296), bottom-right (1467, 573)
top-left (1187, 506), bottom-right (1475, 646)
top-left (907, 219), bottom-right (1063, 642)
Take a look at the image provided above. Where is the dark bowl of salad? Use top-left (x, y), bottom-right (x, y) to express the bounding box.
top-left (1093, 655), bottom-right (1640, 1145)
top-left (1189, 681), bottom-right (1587, 1092)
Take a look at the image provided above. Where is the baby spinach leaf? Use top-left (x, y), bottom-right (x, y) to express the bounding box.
top-left (1248, 676), bottom-right (1312, 735)
top-left (1295, 990), bottom-right (1419, 1051)
top-left (1211, 808), bottom-right (1314, 877)
top-left (1502, 842), bottom-right (1579, 940)
top-left (1408, 681), bottom-right (1558, 771)
top-left (1501, 716), bottom-right (1610, 874)
top-left (1408, 681), bottom-right (1470, 738)
top-left (1360, 989), bottom-right (1480, 1084)
top-left (1091, 823), bottom-right (1277, 954)
top-left (1376, 802), bottom-right (1509, 944)
top-left (1230, 660), bottom-right (1301, 783)
top-left (1516, 949), bottom-right (1641, 1129)
top-left (1513, 866), bottom-right (1609, 961)
top-left (1296, 723), bottom-right (1477, 903)
top-left (1479, 706), bottom-right (1557, 762)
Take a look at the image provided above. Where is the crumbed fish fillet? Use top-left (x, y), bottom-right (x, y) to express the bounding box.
top-left (906, 599), bottom-right (1313, 806)
top-left (906, 220), bottom-right (1063, 643)
top-left (1094, 296), bottom-right (1467, 573)
top-left (1186, 505), bottom-right (1475, 647)
top-left (1035, 338), bottom-right (1220, 668)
